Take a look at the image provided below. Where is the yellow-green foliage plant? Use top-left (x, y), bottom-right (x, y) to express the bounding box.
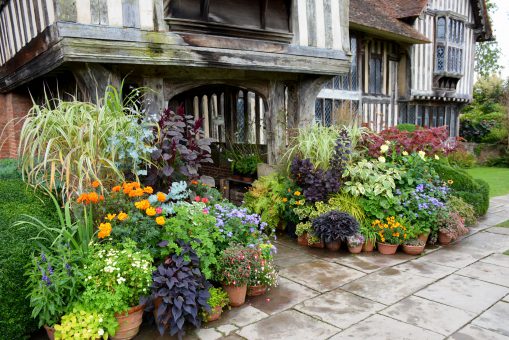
top-left (19, 85), bottom-right (154, 200)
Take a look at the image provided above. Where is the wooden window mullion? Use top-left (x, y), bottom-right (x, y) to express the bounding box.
top-left (201, 0), bottom-right (210, 21)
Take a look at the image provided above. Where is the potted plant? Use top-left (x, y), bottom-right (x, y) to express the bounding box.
top-left (437, 209), bottom-right (468, 245)
top-left (151, 242), bottom-right (211, 338)
top-left (247, 246), bottom-right (279, 296)
top-left (360, 223), bottom-right (377, 252)
top-left (235, 154), bottom-right (261, 182)
top-left (312, 210), bottom-right (359, 251)
top-left (402, 239), bottom-right (426, 255)
top-left (347, 234), bottom-right (365, 254)
top-left (26, 249), bottom-right (81, 340)
top-left (80, 241), bottom-right (154, 340)
top-left (217, 245), bottom-right (253, 307)
top-left (53, 306), bottom-right (117, 340)
top-left (296, 222), bottom-right (311, 246)
top-left (203, 287), bottom-right (229, 322)
top-left (417, 226), bottom-right (431, 244)
top-left (372, 216), bottom-right (408, 255)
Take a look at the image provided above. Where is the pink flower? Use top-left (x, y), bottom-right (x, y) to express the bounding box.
top-left (155, 207), bottom-right (163, 214)
top-left (201, 197), bottom-right (209, 204)
top-left (194, 196), bottom-right (201, 202)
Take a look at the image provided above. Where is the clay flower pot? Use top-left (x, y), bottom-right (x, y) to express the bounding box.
top-left (297, 233), bottom-right (309, 246)
top-left (418, 232), bottom-right (430, 244)
top-left (348, 244), bottom-right (363, 254)
top-left (362, 240), bottom-right (375, 252)
top-left (112, 304), bottom-right (145, 340)
top-left (223, 284), bottom-right (247, 307)
top-left (309, 239), bottom-right (325, 248)
top-left (206, 306), bottom-right (223, 322)
top-left (377, 242), bottom-right (398, 255)
top-left (438, 231), bottom-right (453, 245)
top-left (325, 240), bottom-right (341, 251)
top-left (247, 285), bottom-right (267, 297)
top-left (402, 244), bottom-right (425, 255)
top-left (44, 325), bottom-right (55, 340)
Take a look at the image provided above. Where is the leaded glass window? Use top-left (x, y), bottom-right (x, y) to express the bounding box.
top-left (435, 16), bottom-right (465, 75)
top-left (437, 17), bottom-right (446, 40)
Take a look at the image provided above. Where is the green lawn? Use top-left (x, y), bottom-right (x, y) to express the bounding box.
top-left (465, 167), bottom-right (509, 198)
top-left (495, 220), bottom-right (509, 228)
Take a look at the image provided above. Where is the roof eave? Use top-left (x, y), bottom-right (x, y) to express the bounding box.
top-left (350, 22), bottom-right (430, 44)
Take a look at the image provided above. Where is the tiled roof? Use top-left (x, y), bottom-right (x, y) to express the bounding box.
top-left (390, 0), bottom-right (428, 19)
top-left (350, 0), bottom-right (429, 43)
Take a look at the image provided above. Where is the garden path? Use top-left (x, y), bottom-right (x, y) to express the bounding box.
top-left (137, 195), bottom-right (509, 340)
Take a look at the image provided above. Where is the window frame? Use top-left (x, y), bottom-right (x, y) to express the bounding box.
top-left (434, 15), bottom-right (465, 76)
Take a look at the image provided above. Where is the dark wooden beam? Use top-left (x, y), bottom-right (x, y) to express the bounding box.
top-left (260, 0), bottom-right (268, 29)
top-left (200, 0), bottom-right (209, 21)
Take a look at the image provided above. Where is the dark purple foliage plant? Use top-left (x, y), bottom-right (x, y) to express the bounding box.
top-left (151, 241), bottom-right (211, 339)
top-left (146, 104), bottom-right (213, 189)
top-left (312, 210), bottom-right (359, 243)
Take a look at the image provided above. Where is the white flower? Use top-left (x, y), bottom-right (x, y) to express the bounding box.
top-left (98, 317), bottom-right (103, 323)
top-left (385, 140), bottom-right (391, 145)
top-left (98, 328), bottom-right (104, 336)
top-left (380, 144), bottom-right (389, 153)
top-left (402, 151), bottom-right (409, 156)
top-left (378, 156), bottom-right (386, 163)
top-left (434, 155), bottom-right (440, 160)
top-left (418, 150), bottom-right (426, 160)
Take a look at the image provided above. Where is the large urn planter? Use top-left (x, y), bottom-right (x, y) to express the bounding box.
top-left (325, 240), bottom-right (341, 251)
top-left (247, 285), bottom-right (267, 297)
top-left (377, 242), bottom-right (398, 255)
top-left (438, 231), bottom-right (453, 245)
top-left (111, 304), bottom-right (145, 340)
top-left (206, 306), bottom-right (223, 322)
top-left (297, 233), bottom-right (309, 246)
top-left (402, 244), bottom-right (425, 256)
top-left (44, 325), bottom-right (55, 340)
top-left (223, 285), bottom-right (247, 307)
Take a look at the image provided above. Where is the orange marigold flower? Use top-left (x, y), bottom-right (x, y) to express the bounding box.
top-left (294, 191), bottom-right (301, 196)
top-left (106, 213), bottom-right (117, 221)
top-left (117, 212), bottom-right (128, 221)
top-left (155, 216), bottom-right (166, 226)
top-left (157, 192), bottom-right (167, 203)
top-left (144, 186), bottom-right (154, 194)
top-left (112, 185), bottom-right (121, 192)
top-left (98, 222), bottom-right (112, 239)
top-left (135, 200), bottom-right (150, 210)
top-left (146, 207), bottom-right (156, 216)
top-left (77, 193), bottom-right (88, 204)
top-left (88, 192), bottom-right (100, 204)
top-left (128, 188), bottom-right (144, 198)
top-left (191, 180), bottom-right (199, 185)
top-left (282, 198), bottom-right (288, 203)
top-left (92, 180), bottom-right (100, 188)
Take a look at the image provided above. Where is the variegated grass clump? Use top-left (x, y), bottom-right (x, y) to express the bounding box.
top-left (19, 85), bottom-right (154, 200)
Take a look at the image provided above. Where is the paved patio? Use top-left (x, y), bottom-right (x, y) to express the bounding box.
top-left (137, 195), bottom-right (509, 340)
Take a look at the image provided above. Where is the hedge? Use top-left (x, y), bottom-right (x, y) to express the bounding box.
top-left (0, 159), bottom-right (20, 180)
top-left (433, 162), bottom-right (490, 216)
top-left (0, 179), bottom-right (58, 340)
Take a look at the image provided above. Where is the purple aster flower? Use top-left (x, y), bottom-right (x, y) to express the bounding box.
top-left (42, 274), bottom-right (51, 286)
top-left (227, 231), bottom-right (233, 238)
top-left (40, 253), bottom-right (47, 263)
top-left (47, 264), bottom-right (54, 275)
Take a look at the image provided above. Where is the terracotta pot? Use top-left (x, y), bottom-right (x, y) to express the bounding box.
top-left (418, 232), bottom-right (430, 244)
top-left (206, 306), bottom-right (223, 322)
top-left (223, 285), bottom-right (247, 307)
top-left (377, 242), bottom-right (399, 255)
top-left (44, 325), bottom-right (55, 340)
top-left (297, 233), bottom-right (309, 246)
top-left (242, 176), bottom-right (254, 183)
top-left (362, 240), bottom-right (375, 252)
top-left (402, 244), bottom-right (425, 255)
top-left (438, 231), bottom-right (453, 245)
top-left (112, 304), bottom-right (145, 340)
top-left (247, 285), bottom-right (267, 297)
top-left (348, 244), bottom-right (363, 254)
top-left (309, 239), bottom-right (325, 248)
top-left (325, 240), bottom-right (341, 251)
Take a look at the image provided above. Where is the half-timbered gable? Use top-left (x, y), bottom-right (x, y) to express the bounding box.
top-left (0, 0), bottom-right (351, 164)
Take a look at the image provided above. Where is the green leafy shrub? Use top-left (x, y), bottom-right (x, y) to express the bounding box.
top-left (0, 158), bottom-right (20, 179)
top-left (447, 150), bottom-right (477, 168)
top-left (432, 163), bottom-right (489, 216)
top-left (0, 180), bottom-right (58, 339)
top-left (447, 196), bottom-right (477, 227)
top-left (396, 124), bottom-right (418, 133)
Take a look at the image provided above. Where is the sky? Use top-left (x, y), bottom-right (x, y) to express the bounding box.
top-left (492, 0), bottom-right (509, 78)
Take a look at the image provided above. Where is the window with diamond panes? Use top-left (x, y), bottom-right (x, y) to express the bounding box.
top-left (435, 16), bottom-right (465, 75)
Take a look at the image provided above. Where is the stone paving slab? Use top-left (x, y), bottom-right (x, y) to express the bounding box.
top-left (279, 259), bottom-right (365, 292)
top-left (450, 324), bottom-right (509, 340)
top-left (486, 227), bottom-right (509, 236)
top-left (330, 252), bottom-right (417, 274)
top-left (457, 261), bottom-right (509, 287)
top-left (341, 267), bottom-right (436, 305)
top-left (459, 231), bottom-right (509, 253)
top-left (236, 310), bottom-right (340, 340)
top-left (245, 277), bottom-right (318, 315)
top-left (328, 314), bottom-right (443, 340)
top-left (294, 289), bottom-right (385, 329)
top-left (421, 246), bottom-right (489, 268)
top-left (415, 274), bottom-right (509, 313)
top-left (480, 253), bottom-right (509, 268)
top-left (393, 257), bottom-right (458, 279)
top-left (380, 295), bottom-right (476, 336)
top-left (206, 305), bottom-right (268, 329)
top-left (504, 294), bottom-right (509, 303)
top-left (472, 301), bottom-right (509, 337)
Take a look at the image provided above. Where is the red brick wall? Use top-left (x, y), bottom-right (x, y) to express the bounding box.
top-left (0, 91), bottom-right (32, 159)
